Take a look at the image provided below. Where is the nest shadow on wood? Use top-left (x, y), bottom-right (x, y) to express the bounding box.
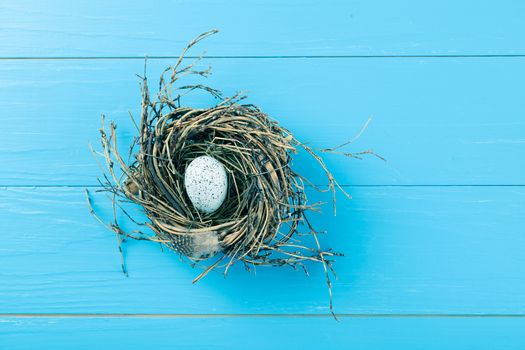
top-left (86, 30), bottom-right (381, 316)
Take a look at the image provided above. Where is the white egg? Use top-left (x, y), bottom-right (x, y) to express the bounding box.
top-left (184, 155), bottom-right (228, 214)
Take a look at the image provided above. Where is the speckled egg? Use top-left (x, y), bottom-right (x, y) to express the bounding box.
top-left (184, 155), bottom-right (228, 214)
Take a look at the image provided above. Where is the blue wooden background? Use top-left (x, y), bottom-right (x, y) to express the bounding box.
top-left (1, 1), bottom-right (524, 348)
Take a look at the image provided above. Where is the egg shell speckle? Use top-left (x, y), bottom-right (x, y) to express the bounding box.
top-left (184, 155), bottom-right (228, 214)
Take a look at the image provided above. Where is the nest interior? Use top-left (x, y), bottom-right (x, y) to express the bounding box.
top-left (125, 104), bottom-right (306, 262)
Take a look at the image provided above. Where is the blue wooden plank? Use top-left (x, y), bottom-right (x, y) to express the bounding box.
top-left (0, 186), bottom-right (523, 314)
top-left (1, 316), bottom-right (524, 350)
top-left (1, 0), bottom-right (525, 57)
top-left (0, 58), bottom-right (524, 186)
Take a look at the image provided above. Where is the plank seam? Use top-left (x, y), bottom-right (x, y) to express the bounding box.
top-left (1, 314), bottom-right (525, 318)
top-left (1, 185), bottom-right (524, 188)
top-left (1, 55), bottom-right (525, 61)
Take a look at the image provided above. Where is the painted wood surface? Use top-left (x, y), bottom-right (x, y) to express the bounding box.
top-left (1, 186), bottom-right (524, 314)
top-left (1, 0), bottom-right (525, 57)
top-left (1, 0), bottom-right (524, 347)
top-left (1, 317), bottom-right (525, 350)
top-left (1, 58), bottom-right (524, 186)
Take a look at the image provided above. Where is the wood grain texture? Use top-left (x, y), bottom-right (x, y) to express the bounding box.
top-left (1, 0), bottom-right (525, 57)
top-left (1, 58), bottom-right (524, 186)
top-left (2, 1), bottom-right (525, 346)
top-left (1, 186), bottom-right (524, 314)
top-left (1, 316), bottom-right (525, 350)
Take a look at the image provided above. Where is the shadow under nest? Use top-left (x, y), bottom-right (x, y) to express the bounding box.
top-left (86, 30), bottom-right (380, 317)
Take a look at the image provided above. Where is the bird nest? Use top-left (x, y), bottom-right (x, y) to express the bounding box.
top-left (86, 30), bottom-right (380, 315)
